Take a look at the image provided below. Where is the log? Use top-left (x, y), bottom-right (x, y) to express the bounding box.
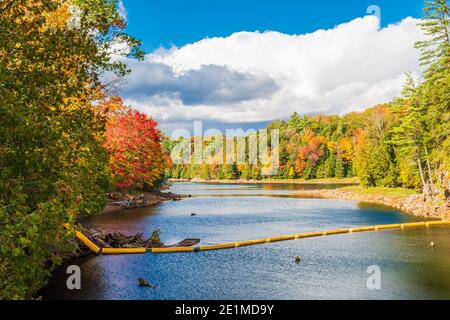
top-left (169, 238), bottom-right (200, 247)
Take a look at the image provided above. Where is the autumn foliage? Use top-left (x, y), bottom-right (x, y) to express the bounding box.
top-left (105, 108), bottom-right (171, 190)
top-left (0, 0), bottom-right (142, 299)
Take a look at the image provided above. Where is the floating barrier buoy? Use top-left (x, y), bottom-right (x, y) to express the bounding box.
top-left (67, 220), bottom-right (450, 255)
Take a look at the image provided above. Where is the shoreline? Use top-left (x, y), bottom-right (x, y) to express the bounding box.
top-left (296, 188), bottom-right (449, 220)
top-left (169, 178), bottom-right (449, 219)
top-left (60, 190), bottom-right (182, 260)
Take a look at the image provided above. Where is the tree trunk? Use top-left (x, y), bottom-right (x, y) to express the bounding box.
top-left (417, 158), bottom-right (427, 199)
top-left (425, 157), bottom-right (435, 197)
top-left (424, 148), bottom-right (436, 197)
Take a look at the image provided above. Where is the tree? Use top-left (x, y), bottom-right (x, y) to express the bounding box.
top-left (294, 129), bottom-right (327, 177)
top-left (105, 108), bottom-right (170, 190)
top-left (355, 139), bottom-right (390, 187)
top-left (238, 164), bottom-right (252, 180)
top-left (287, 112), bottom-right (310, 132)
top-left (324, 152), bottom-right (336, 178)
top-left (390, 75), bottom-right (424, 189)
top-left (250, 165), bottom-right (262, 180)
top-left (388, 0), bottom-right (450, 195)
top-left (415, 0), bottom-right (450, 81)
top-left (0, 0), bottom-right (142, 299)
top-left (335, 158), bottom-right (345, 178)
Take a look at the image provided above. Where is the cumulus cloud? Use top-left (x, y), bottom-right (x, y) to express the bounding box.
top-left (118, 0), bottom-right (127, 21)
top-left (118, 15), bottom-right (425, 133)
top-left (121, 62), bottom-right (279, 105)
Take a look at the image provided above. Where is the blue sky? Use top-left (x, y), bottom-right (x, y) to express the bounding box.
top-left (122, 0), bottom-right (425, 53)
top-left (117, 0), bottom-right (427, 134)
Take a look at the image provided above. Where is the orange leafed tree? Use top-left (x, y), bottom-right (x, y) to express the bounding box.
top-left (294, 129), bottom-right (327, 175)
top-left (104, 106), bottom-right (171, 190)
top-left (337, 137), bottom-right (354, 162)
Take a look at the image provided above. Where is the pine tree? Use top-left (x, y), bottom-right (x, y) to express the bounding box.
top-left (415, 0), bottom-right (450, 80)
top-left (335, 158), bottom-right (345, 178)
top-left (390, 74), bottom-right (424, 189)
top-left (324, 152), bottom-right (337, 178)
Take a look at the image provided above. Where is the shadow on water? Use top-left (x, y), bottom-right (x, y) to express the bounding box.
top-left (41, 182), bottom-right (450, 300)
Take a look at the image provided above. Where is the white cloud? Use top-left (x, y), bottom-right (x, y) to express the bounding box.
top-left (118, 0), bottom-right (127, 21)
top-left (119, 15), bottom-right (425, 133)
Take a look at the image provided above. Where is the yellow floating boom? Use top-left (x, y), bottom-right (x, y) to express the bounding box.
top-left (64, 223), bottom-right (101, 254)
top-left (151, 246), bottom-right (195, 253)
top-left (68, 220), bottom-right (450, 255)
top-left (102, 248), bottom-right (147, 255)
top-left (154, 220), bottom-right (450, 254)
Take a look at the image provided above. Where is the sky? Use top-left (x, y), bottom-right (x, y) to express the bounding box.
top-left (115, 0), bottom-right (427, 135)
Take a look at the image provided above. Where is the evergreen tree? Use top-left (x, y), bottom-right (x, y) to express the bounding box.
top-left (415, 0), bottom-right (450, 81)
top-left (335, 158), bottom-right (345, 178)
top-left (324, 152), bottom-right (337, 178)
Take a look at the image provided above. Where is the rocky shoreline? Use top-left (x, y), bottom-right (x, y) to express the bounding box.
top-left (299, 189), bottom-right (449, 220)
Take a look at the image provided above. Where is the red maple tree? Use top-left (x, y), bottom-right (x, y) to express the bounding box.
top-left (104, 108), bottom-right (170, 189)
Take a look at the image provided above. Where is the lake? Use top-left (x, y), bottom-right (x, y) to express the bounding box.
top-left (42, 182), bottom-right (450, 300)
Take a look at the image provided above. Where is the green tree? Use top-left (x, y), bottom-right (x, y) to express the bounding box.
top-left (390, 75), bottom-right (423, 189)
top-left (390, 0), bottom-right (450, 194)
top-left (200, 163), bottom-right (210, 180)
top-left (415, 0), bottom-right (450, 81)
top-left (287, 112), bottom-right (310, 132)
top-left (335, 157), bottom-right (345, 178)
top-left (355, 141), bottom-right (391, 187)
top-left (324, 152), bottom-right (336, 178)
top-left (250, 165), bottom-right (261, 180)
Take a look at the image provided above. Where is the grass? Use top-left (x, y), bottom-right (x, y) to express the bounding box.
top-left (340, 186), bottom-right (419, 198)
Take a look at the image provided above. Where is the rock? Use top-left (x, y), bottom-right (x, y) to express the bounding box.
top-left (138, 277), bottom-right (154, 288)
top-left (191, 213), bottom-right (197, 217)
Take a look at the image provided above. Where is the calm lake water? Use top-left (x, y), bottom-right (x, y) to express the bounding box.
top-left (42, 183), bottom-right (450, 300)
